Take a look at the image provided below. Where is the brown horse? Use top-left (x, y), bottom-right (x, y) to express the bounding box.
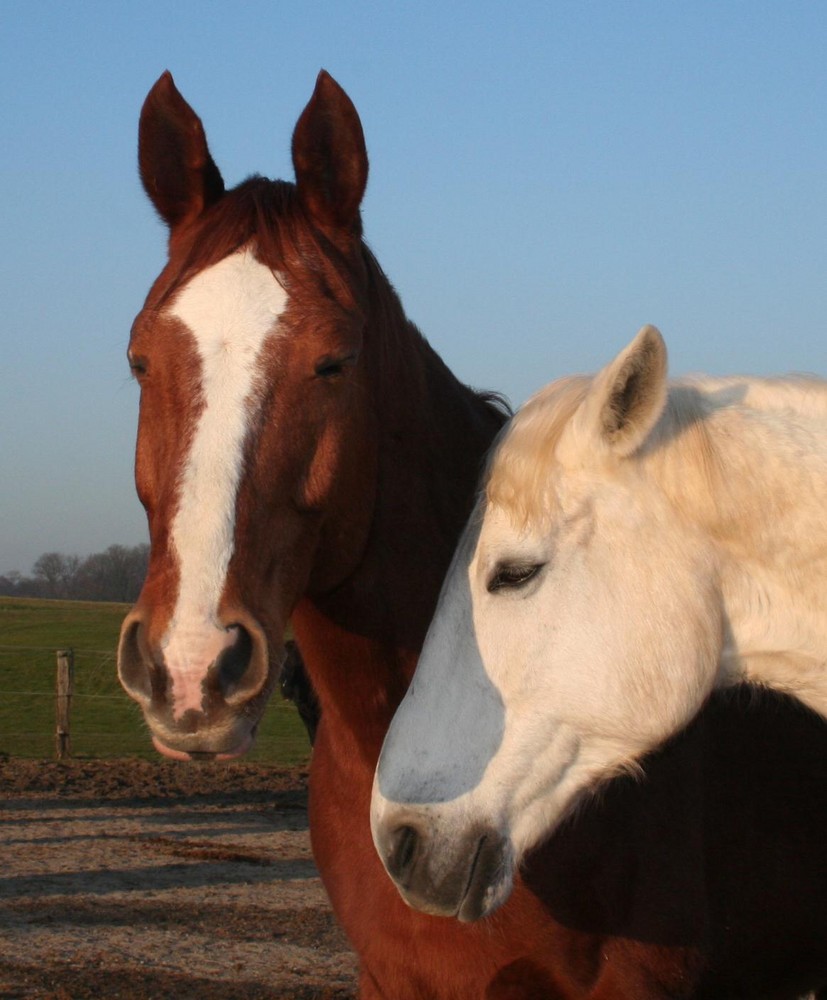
top-left (118, 71), bottom-right (827, 998)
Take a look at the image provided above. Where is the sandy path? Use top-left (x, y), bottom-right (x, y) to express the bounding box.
top-left (0, 760), bottom-right (358, 999)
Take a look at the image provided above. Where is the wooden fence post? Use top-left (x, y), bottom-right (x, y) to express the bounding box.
top-left (56, 648), bottom-right (74, 759)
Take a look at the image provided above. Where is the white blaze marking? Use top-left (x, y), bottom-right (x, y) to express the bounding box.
top-left (163, 248), bottom-right (288, 718)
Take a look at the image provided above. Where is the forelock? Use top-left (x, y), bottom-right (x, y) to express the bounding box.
top-left (157, 177), bottom-right (365, 315)
top-left (485, 376), bottom-right (590, 528)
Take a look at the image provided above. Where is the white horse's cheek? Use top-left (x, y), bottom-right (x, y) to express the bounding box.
top-left (472, 708), bottom-right (586, 859)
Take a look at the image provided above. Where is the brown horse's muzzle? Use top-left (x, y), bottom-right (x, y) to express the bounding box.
top-left (117, 606), bottom-right (280, 759)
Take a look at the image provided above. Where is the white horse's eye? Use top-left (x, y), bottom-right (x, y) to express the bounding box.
top-left (487, 562), bottom-right (544, 593)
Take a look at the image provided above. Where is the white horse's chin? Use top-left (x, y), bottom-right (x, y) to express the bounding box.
top-left (460, 846), bottom-right (517, 923)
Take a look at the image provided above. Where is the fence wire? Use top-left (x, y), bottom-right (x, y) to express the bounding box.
top-left (0, 645), bottom-right (311, 762)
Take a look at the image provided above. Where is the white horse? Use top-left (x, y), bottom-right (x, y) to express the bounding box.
top-left (371, 324), bottom-right (827, 922)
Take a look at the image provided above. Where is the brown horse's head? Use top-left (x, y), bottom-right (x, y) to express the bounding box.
top-left (118, 71), bottom-right (377, 759)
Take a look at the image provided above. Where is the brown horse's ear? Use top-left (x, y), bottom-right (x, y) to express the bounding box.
top-left (138, 71), bottom-right (225, 230)
top-left (292, 70), bottom-right (368, 234)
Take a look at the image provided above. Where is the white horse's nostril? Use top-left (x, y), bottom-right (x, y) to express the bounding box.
top-left (384, 824), bottom-right (421, 882)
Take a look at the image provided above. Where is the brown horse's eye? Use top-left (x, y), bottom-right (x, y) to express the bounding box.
top-left (314, 353), bottom-right (357, 380)
top-left (128, 353), bottom-right (148, 379)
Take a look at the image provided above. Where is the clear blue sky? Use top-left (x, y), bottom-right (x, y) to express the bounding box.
top-left (2, 1), bottom-right (825, 575)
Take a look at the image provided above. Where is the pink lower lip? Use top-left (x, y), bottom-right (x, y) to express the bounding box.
top-left (152, 733), bottom-right (253, 761)
top-left (151, 738), bottom-right (191, 762)
top-left (215, 736), bottom-right (252, 760)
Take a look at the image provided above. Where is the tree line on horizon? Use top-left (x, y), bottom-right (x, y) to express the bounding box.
top-left (0, 544), bottom-right (149, 604)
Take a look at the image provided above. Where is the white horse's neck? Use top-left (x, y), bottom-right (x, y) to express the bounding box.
top-left (654, 376), bottom-right (827, 713)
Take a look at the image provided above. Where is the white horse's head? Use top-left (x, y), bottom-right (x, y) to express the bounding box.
top-left (371, 325), bottom-right (724, 921)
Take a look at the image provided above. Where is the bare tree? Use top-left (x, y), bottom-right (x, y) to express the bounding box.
top-left (76, 544), bottom-right (149, 603)
top-left (4, 544), bottom-right (149, 602)
top-left (0, 571), bottom-right (23, 597)
top-left (32, 552), bottom-right (81, 598)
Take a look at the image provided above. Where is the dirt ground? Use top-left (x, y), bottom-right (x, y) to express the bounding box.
top-left (0, 758), bottom-right (358, 1000)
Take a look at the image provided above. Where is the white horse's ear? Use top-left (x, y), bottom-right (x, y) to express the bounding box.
top-left (564, 326), bottom-right (668, 460)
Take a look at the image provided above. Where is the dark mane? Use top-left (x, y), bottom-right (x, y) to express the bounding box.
top-left (358, 241), bottom-right (512, 432)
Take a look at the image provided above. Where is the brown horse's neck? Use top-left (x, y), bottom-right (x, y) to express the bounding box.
top-left (292, 246), bottom-right (507, 761)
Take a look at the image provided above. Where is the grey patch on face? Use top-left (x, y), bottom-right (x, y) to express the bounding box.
top-left (377, 522), bottom-right (505, 804)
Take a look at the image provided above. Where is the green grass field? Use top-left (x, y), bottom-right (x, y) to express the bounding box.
top-left (0, 596), bottom-right (311, 763)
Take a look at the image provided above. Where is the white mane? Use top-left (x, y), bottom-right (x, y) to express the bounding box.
top-left (489, 368), bottom-right (827, 536)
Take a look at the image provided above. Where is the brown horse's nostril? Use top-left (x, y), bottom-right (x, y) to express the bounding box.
top-left (214, 624), bottom-right (250, 693)
top-left (385, 824), bottom-right (421, 883)
top-left (215, 624), bottom-right (252, 698)
top-left (214, 620), bottom-right (270, 706)
top-left (117, 614), bottom-right (154, 705)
